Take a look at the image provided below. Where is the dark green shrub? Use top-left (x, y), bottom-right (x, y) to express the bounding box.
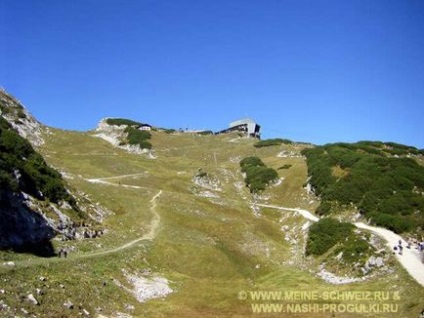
top-left (137, 140), bottom-right (152, 150)
top-left (240, 156), bottom-right (265, 172)
top-left (17, 109), bottom-right (26, 119)
top-left (254, 138), bottom-right (293, 148)
top-left (106, 118), bottom-right (141, 127)
top-left (124, 127), bottom-right (152, 149)
top-left (369, 213), bottom-right (414, 233)
top-left (333, 235), bottom-right (372, 263)
top-left (0, 104), bottom-right (10, 114)
top-left (316, 202), bottom-right (332, 216)
top-left (198, 130), bottom-right (213, 135)
top-left (240, 156), bottom-right (278, 193)
top-left (43, 179), bottom-right (70, 203)
top-left (196, 169), bottom-right (208, 178)
top-left (303, 142), bottom-right (424, 233)
top-left (278, 164), bottom-right (292, 170)
top-left (306, 218), bottom-right (354, 256)
top-left (326, 146), bottom-right (362, 168)
top-left (0, 117), bottom-right (71, 204)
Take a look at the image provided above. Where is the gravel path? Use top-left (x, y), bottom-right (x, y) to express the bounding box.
top-left (256, 203), bottom-right (424, 287)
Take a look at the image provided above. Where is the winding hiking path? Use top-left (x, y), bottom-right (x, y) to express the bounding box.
top-left (3, 190), bottom-right (162, 269)
top-left (86, 189), bottom-right (162, 258)
top-left (256, 203), bottom-right (424, 287)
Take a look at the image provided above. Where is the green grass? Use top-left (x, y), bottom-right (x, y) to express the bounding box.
top-left (1, 128), bottom-right (423, 317)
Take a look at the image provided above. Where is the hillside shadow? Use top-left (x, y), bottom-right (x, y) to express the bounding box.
top-left (0, 191), bottom-right (57, 258)
top-left (7, 240), bottom-right (56, 258)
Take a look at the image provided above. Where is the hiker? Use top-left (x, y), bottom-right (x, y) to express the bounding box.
top-left (58, 248), bottom-right (68, 258)
top-left (398, 244), bottom-right (403, 255)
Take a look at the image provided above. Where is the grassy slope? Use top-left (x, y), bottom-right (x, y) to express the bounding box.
top-left (1, 129), bottom-right (423, 317)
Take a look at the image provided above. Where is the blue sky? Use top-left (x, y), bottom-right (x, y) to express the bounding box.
top-left (1, 0), bottom-right (423, 148)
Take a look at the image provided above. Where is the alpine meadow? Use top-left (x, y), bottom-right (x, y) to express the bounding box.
top-left (1, 89), bottom-right (424, 317)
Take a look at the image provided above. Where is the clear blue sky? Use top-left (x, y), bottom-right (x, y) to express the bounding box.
top-left (1, 0), bottom-right (423, 148)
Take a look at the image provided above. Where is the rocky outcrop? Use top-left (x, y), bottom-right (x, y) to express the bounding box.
top-left (123, 270), bottom-right (173, 303)
top-left (0, 89), bottom-right (45, 146)
top-left (192, 170), bottom-right (222, 192)
top-left (0, 190), bottom-right (55, 256)
top-left (93, 118), bottom-right (155, 156)
top-left (0, 187), bottom-right (108, 255)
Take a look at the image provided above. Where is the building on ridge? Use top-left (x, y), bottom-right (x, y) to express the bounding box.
top-left (215, 118), bottom-right (261, 138)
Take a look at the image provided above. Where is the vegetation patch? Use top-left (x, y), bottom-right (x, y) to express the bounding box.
top-left (106, 118), bottom-right (142, 127)
top-left (198, 130), bottom-right (213, 135)
top-left (332, 234), bottom-right (373, 264)
top-left (277, 164), bottom-right (292, 170)
top-left (240, 156), bottom-right (278, 193)
top-left (0, 116), bottom-right (74, 205)
top-left (122, 127), bottom-right (152, 149)
top-left (302, 142), bottom-right (424, 233)
top-left (254, 138), bottom-right (293, 148)
top-left (195, 169), bottom-right (208, 179)
top-left (307, 218), bottom-right (378, 277)
top-left (162, 128), bottom-right (176, 134)
top-left (305, 218), bottom-right (354, 256)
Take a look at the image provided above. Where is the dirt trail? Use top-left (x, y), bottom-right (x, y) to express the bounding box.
top-left (4, 190), bottom-right (162, 268)
top-left (87, 189), bottom-right (162, 258)
top-left (86, 173), bottom-right (150, 189)
top-left (87, 173), bottom-right (147, 182)
top-left (256, 203), bottom-right (424, 287)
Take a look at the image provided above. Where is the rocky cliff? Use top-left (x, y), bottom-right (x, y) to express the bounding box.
top-left (0, 90), bottom-right (107, 256)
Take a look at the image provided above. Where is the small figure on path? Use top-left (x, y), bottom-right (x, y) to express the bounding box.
top-left (397, 241), bottom-right (403, 255)
top-left (58, 248), bottom-right (68, 258)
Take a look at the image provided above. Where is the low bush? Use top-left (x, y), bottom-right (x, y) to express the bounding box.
top-left (369, 213), bottom-right (414, 233)
top-left (198, 130), bottom-right (213, 135)
top-left (106, 118), bottom-right (141, 127)
top-left (163, 128), bottom-right (176, 134)
top-left (306, 218), bottom-right (354, 256)
top-left (240, 156), bottom-right (265, 172)
top-left (240, 156), bottom-right (278, 193)
top-left (333, 235), bottom-right (372, 263)
top-left (124, 127), bottom-right (152, 149)
top-left (254, 138), bottom-right (293, 148)
top-left (302, 141), bottom-right (424, 233)
top-left (277, 164), bottom-right (292, 170)
top-left (315, 201), bottom-right (332, 216)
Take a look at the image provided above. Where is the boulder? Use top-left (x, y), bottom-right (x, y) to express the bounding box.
top-left (27, 294), bottom-right (39, 305)
top-left (63, 299), bottom-right (74, 309)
